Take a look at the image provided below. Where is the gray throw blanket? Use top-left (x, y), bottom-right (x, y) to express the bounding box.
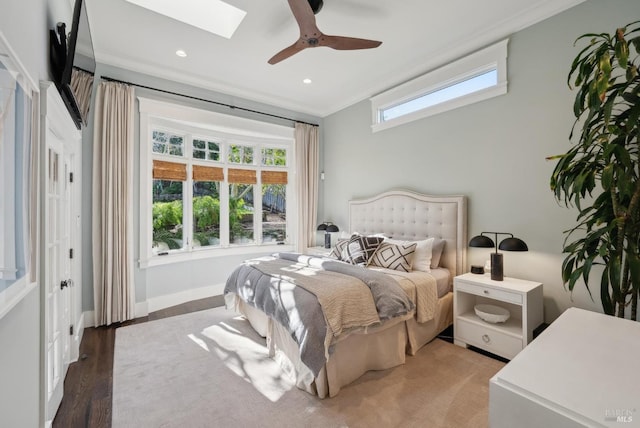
top-left (224, 253), bottom-right (414, 377)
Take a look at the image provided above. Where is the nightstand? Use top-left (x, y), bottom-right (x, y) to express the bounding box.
top-left (453, 273), bottom-right (543, 360)
top-left (305, 246), bottom-right (332, 257)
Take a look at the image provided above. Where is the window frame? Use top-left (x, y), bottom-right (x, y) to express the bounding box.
top-left (370, 39), bottom-right (509, 133)
top-left (139, 97), bottom-right (296, 268)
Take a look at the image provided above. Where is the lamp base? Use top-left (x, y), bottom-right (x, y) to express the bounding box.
top-left (324, 233), bottom-right (331, 249)
top-left (491, 253), bottom-right (504, 281)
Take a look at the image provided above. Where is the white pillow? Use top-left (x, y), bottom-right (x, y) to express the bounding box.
top-left (430, 239), bottom-right (445, 268)
top-left (386, 237), bottom-right (434, 272)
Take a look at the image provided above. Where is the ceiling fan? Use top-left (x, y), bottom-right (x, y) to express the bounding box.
top-left (268, 0), bottom-right (382, 65)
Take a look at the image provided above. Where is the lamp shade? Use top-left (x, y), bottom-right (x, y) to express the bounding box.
top-left (499, 237), bottom-right (528, 251)
top-left (317, 223), bottom-right (327, 231)
top-left (326, 224), bottom-right (339, 233)
top-left (469, 235), bottom-right (495, 248)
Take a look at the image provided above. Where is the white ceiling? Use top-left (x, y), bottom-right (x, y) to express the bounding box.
top-left (84, 0), bottom-right (586, 117)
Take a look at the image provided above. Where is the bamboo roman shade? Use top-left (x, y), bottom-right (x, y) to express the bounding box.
top-left (193, 165), bottom-right (224, 182)
top-left (228, 168), bottom-right (257, 184)
top-left (261, 170), bottom-right (288, 184)
top-left (153, 163), bottom-right (285, 185)
top-left (153, 160), bottom-right (186, 181)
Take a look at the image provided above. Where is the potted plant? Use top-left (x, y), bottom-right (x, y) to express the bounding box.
top-left (549, 21), bottom-right (640, 320)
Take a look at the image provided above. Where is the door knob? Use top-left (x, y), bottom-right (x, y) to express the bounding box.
top-left (60, 279), bottom-right (70, 290)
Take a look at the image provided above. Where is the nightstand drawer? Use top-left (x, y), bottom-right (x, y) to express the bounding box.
top-left (455, 281), bottom-right (522, 305)
top-left (457, 319), bottom-right (523, 359)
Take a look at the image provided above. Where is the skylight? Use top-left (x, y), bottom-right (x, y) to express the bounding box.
top-left (125, 0), bottom-right (246, 39)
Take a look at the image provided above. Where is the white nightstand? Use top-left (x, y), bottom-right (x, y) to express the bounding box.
top-left (305, 246), bottom-right (332, 257)
top-left (453, 273), bottom-right (543, 360)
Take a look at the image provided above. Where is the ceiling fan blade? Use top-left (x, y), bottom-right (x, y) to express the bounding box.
top-left (268, 40), bottom-right (307, 64)
top-left (287, 0), bottom-right (319, 35)
top-left (320, 35), bottom-right (382, 50)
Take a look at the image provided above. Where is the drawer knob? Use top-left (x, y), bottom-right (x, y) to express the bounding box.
top-left (483, 290), bottom-right (489, 295)
top-left (482, 334), bottom-right (491, 343)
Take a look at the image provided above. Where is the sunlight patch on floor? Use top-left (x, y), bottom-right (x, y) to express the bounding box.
top-left (187, 333), bottom-right (210, 352)
top-left (201, 322), bottom-right (294, 401)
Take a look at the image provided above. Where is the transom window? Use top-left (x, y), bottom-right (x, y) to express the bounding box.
top-left (138, 98), bottom-right (296, 268)
top-left (371, 39), bottom-right (508, 132)
top-left (152, 130), bottom-right (184, 156)
top-left (192, 138), bottom-right (221, 161)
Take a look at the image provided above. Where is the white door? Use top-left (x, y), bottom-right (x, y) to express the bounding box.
top-left (43, 134), bottom-right (71, 423)
top-left (41, 82), bottom-right (81, 426)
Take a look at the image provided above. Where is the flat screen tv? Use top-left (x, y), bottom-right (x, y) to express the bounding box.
top-left (49, 0), bottom-right (95, 129)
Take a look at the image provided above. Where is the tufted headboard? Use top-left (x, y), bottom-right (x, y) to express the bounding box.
top-left (349, 189), bottom-right (467, 278)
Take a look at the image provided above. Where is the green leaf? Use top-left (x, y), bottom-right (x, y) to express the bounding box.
top-left (568, 266), bottom-right (584, 292)
top-left (622, 92), bottom-right (640, 104)
top-left (562, 257), bottom-right (576, 283)
top-left (573, 86), bottom-right (587, 117)
top-left (596, 74), bottom-right (609, 100)
top-left (614, 39), bottom-right (629, 68)
top-left (609, 255), bottom-right (622, 298)
top-left (602, 164), bottom-right (614, 190)
top-left (601, 267), bottom-right (614, 314)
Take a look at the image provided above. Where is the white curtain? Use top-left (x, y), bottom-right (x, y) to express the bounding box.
top-left (71, 67), bottom-right (94, 124)
top-left (294, 123), bottom-right (319, 251)
top-left (92, 81), bottom-right (135, 326)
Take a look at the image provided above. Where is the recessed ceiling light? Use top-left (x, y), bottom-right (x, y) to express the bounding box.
top-left (125, 0), bottom-right (246, 39)
top-left (303, 78), bottom-right (312, 84)
top-left (176, 50), bottom-right (187, 57)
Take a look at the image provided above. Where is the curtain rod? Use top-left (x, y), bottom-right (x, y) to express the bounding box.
top-left (100, 75), bottom-right (319, 127)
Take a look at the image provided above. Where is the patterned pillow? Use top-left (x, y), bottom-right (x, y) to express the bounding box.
top-left (387, 237), bottom-right (434, 272)
top-left (329, 238), bottom-right (349, 260)
top-left (344, 234), bottom-right (384, 266)
top-left (370, 242), bottom-right (417, 272)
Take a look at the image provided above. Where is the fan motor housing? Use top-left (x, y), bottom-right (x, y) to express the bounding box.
top-left (308, 0), bottom-right (323, 14)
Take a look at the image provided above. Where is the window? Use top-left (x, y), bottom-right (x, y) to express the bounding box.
top-left (139, 98), bottom-right (296, 267)
top-left (371, 39), bottom-right (508, 132)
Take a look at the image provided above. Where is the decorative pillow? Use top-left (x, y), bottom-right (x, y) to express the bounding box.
top-left (386, 237), bottom-right (434, 272)
top-left (329, 238), bottom-right (349, 260)
top-left (344, 234), bottom-right (384, 266)
top-left (370, 241), bottom-right (417, 272)
top-left (430, 239), bottom-right (446, 268)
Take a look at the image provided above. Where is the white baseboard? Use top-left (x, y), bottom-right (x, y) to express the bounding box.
top-left (83, 283), bottom-right (225, 328)
top-left (147, 283), bottom-right (224, 313)
top-left (69, 311), bottom-right (85, 362)
top-left (84, 310), bottom-right (95, 328)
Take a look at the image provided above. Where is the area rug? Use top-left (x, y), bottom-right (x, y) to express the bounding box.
top-left (112, 307), bottom-right (504, 428)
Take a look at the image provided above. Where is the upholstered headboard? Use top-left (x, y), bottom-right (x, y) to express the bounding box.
top-left (349, 189), bottom-right (467, 278)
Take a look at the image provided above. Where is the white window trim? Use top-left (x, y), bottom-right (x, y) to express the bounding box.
top-left (0, 68), bottom-right (17, 280)
top-left (370, 39), bottom-right (508, 133)
top-left (138, 97), bottom-right (297, 268)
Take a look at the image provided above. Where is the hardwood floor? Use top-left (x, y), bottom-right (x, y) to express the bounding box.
top-left (52, 295), bottom-right (225, 428)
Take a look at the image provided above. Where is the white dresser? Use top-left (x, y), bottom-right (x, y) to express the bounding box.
top-left (490, 307), bottom-right (640, 427)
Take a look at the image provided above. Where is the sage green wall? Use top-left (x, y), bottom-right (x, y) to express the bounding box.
top-left (321, 0), bottom-right (640, 322)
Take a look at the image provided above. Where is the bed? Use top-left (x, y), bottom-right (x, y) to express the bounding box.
top-left (224, 189), bottom-right (467, 398)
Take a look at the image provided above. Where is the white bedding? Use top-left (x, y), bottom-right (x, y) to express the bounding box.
top-left (429, 267), bottom-right (452, 297)
top-left (370, 266), bottom-right (451, 298)
top-left (225, 189), bottom-right (466, 397)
